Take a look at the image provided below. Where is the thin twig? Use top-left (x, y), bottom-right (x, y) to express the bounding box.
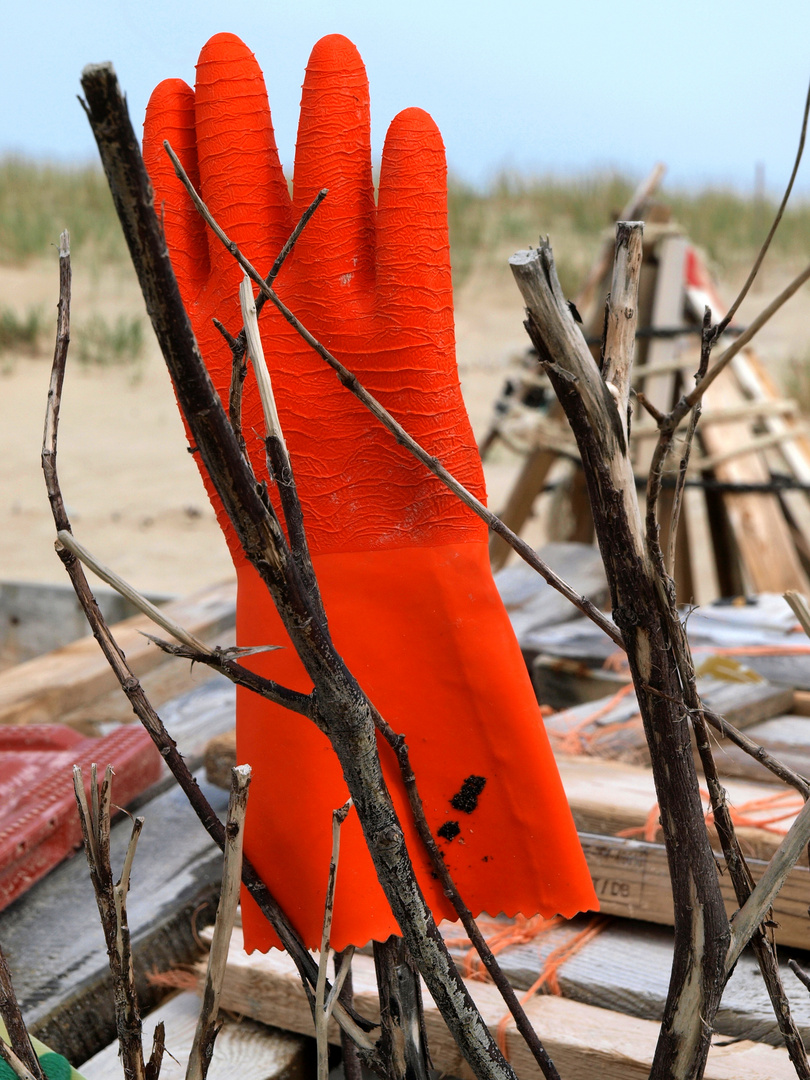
top-left (727, 795), bottom-right (810, 971)
top-left (74, 764), bottom-right (146, 1080)
top-left (238, 277), bottom-right (326, 622)
top-left (0, 1043), bottom-right (39, 1080)
top-left (53, 528), bottom-right (313, 715)
top-left (334, 950), bottom-right (363, 1080)
top-left (0, 947), bottom-right (44, 1080)
top-left (186, 766), bottom-right (251, 1080)
top-left (218, 188), bottom-right (327, 446)
top-left (671, 263), bottom-right (810, 423)
top-left (42, 230), bottom-right (377, 1060)
top-left (703, 707), bottom-right (810, 798)
top-left (718, 78), bottom-right (810, 335)
top-left (164, 149), bottom-right (622, 649)
top-left (371, 709), bottom-right (562, 1080)
top-left (790, 959), bottom-right (810, 994)
top-left (316, 801), bottom-right (352, 1080)
top-left (56, 530), bottom-right (209, 651)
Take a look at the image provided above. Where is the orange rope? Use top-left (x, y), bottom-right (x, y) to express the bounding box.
top-left (547, 682), bottom-right (637, 755)
top-left (495, 916), bottom-right (610, 1058)
top-left (444, 914), bottom-right (564, 981)
top-left (617, 787), bottom-right (803, 844)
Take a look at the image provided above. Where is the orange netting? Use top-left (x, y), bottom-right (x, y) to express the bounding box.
top-left (617, 787), bottom-right (804, 843)
top-left (546, 682), bottom-right (638, 755)
top-left (494, 915), bottom-right (610, 1057)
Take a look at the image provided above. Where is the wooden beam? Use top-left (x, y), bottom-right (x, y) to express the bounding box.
top-left (0, 580), bottom-right (236, 731)
top-left (202, 930), bottom-right (796, 1079)
top-left (80, 991), bottom-right (309, 1080)
top-left (579, 832), bottom-right (810, 950)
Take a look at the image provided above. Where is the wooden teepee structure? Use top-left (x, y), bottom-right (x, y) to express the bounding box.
top-left (484, 182), bottom-right (810, 603)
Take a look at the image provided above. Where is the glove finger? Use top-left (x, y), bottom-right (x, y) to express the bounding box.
top-left (374, 106), bottom-right (488, 510)
top-left (291, 34), bottom-right (376, 329)
top-left (194, 33), bottom-right (292, 285)
top-left (143, 78), bottom-right (209, 298)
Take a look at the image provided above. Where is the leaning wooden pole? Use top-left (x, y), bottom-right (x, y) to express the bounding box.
top-left (511, 228), bottom-right (730, 1080)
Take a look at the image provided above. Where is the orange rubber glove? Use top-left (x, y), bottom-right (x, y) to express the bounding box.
top-left (143, 32), bottom-right (598, 951)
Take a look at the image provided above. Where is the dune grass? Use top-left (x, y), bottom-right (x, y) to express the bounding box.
top-left (0, 157), bottom-right (127, 264)
top-left (2, 155), bottom-right (808, 291)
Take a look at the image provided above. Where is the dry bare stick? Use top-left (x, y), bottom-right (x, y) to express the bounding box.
top-left (316, 801), bottom-right (352, 1080)
top-left (54, 527), bottom-right (312, 716)
top-left (728, 796), bottom-right (810, 971)
top-left (716, 78), bottom-right (809, 336)
top-left (671, 261), bottom-right (810, 424)
top-left (163, 142), bottom-right (622, 652)
top-left (333, 950), bottom-right (363, 1080)
top-left (74, 764), bottom-right (147, 1080)
top-left (703, 706), bottom-right (810, 797)
top-left (371, 709), bottom-right (562, 1080)
top-left (222, 190), bottom-right (327, 450)
top-left (0, 1043), bottom-right (39, 1080)
top-left (186, 765), bottom-right (251, 1080)
top-left (0, 948), bottom-right (44, 1080)
top-left (511, 236), bottom-right (730, 1080)
top-left (601, 221), bottom-right (644, 428)
top-left (83, 64), bottom-right (526, 1080)
top-left (42, 232), bottom-right (377, 1065)
top-left (610, 221), bottom-right (810, 1072)
top-left (55, 529), bottom-right (210, 650)
top-left (238, 275), bottom-right (326, 623)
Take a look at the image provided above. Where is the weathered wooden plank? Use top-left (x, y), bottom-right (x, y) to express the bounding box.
top-left (0, 580), bottom-right (172, 671)
top-left (495, 541), bottom-right (608, 639)
top-left (0, 580), bottom-right (236, 731)
top-left (0, 770), bottom-right (229, 1066)
top-left (699, 367), bottom-right (810, 593)
top-left (579, 832), bottom-right (810, 950)
top-left (440, 905), bottom-right (810, 1047)
top-left (80, 991), bottom-right (310, 1080)
top-left (202, 931), bottom-right (796, 1079)
top-left (541, 676), bottom-right (793, 764)
top-left (559, 754), bottom-right (802, 863)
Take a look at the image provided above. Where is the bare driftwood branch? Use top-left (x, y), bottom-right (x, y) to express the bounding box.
top-left (0, 947), bottom-right (44, 1080)
top-left (601, 220), bottom-right (643, 423)
top-left (511, 235), bottom-right (730, 1080)
top-left (42, 231), bottom-right (378, 1064)
top-left (371, 709), bottom-right (562, 1080)
top-left (186, 766), bottom-right (251, 1080)
top-left (164, 141), bottom-right (623, 651)
top-left (0, 1042), bottom-right (39, 1080)
top-left (74, 764), bottom-right (147, 1080)
top-left (81, 62), bottom-right (529, 1080)
top-left (51, 522), bottom-right (312, 716)
top-left (703, 707), bottom-right (810, 798)
top-left (316, 801), bottom-right (352, 1080)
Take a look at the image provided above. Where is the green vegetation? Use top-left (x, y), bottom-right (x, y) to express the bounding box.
top-left (73, 314), bottom-right (145, 367)
top-left (0, 157), bottom-right (128, 264)
top-left (0, 306), bottom-right (45, 354)
top-left (447, 172), bottom-right (810, 290)
top-left (1, 155), bottom-right (808, 292)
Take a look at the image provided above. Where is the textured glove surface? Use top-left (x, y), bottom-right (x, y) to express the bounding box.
top-left (144, 32), bottom-right (598, 950)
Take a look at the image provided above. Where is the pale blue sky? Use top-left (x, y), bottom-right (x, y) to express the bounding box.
top-left (3, 0), bottom-right (809, 194)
